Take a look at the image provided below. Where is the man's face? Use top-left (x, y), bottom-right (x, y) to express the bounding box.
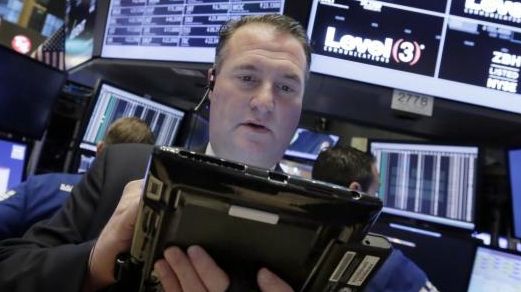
top-left (208, 23), bottom-right (307, 168)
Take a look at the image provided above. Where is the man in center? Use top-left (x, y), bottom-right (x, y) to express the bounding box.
top-left (0, 14), bottom-right (310, 292)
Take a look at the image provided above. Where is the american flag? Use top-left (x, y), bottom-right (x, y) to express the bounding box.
top-left (32, 25), bottom-right (65, 70)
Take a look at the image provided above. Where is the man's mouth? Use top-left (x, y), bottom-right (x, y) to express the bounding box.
top-left (242, 122), bottom-right (270, 133)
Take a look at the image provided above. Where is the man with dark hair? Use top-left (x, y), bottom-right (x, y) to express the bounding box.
top-left (312, 145), bottom-right (439, 292)
top-left (313, 145), bottom-right (379, 195)
top-left (0, 14), bottom-right (309, 291)
top-left (0, 117), bottom-right (155, 239)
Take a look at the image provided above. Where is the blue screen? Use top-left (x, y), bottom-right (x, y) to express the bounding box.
top-left (0, 139), bottom-right (27, 194)
top-left (285, 128), bottom-right (339, 160)
top-left (508, 149), bottom-right (521, 239)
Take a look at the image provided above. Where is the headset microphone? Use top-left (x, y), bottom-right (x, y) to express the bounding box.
top-left (194, 68), bottom-right (215, 112)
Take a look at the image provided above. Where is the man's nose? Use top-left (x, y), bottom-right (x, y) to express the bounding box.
top-left (250, 83), bottom-right (275, 114)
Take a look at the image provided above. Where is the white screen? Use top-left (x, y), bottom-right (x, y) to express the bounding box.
top-left (101, 0), bottom-right (285, 63)
top-left (467, 247), bottom-right (521, 292)
top-left (370, 141), bottom-right (479, 229)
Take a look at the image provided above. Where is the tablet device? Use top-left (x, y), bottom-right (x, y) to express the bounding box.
top-left (127, 146), bottom-right (383, 291)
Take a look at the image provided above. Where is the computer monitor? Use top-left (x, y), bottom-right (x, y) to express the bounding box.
top-left (467, 246), bottom-right (521, 292)
top-left (65, 0), bottom-right (98, 69)
top-left (76, 81), bottom-right (185, 171)
top-left (100, 0), bottom-right (288, 63)
top-left (369, 140), bottom-right (479, 230)
top-left (507, 148), bottom-right (521, 239)
top-left (0, 138), bottom-right (27, 194)
top-left (284, 128), bottom-right (339, 161)
top-left (0, 45), bottom-right (66, 139)
top-left (306, 0), bottom-right (521, 114)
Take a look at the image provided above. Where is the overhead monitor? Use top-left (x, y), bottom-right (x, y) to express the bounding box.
top-left (284, 128), bottom-right (340, 161)
top-left (79, 82), bottom-right (185, 153)
top-left (507, 147), bottom-right (521, 239)
top-left (307, 0), bottom-right (521, 114)
top-left (370, 140), bottom-right (479, 230)
top-left (101, 0), bottom-right (288, 63)
top-left (467, 246), bottom-right (521, 292)
top-left (0, 45), bottom-right (66, 139)
top-left (0, 139), bottom-right (27, 195)
top-left (65, 0), bottom-right (98, 69)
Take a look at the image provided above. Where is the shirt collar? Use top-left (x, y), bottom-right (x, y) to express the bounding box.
top-left (205, 143), bottom-right (277, 170)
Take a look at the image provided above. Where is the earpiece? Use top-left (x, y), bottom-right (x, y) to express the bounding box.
top-left (208, 67), bottom-right (215, 91)
top-left (194, 67), bottom-right (215, 112)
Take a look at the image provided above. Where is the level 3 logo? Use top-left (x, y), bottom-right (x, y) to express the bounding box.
top-left (323, 26), bottom-right (425, 66)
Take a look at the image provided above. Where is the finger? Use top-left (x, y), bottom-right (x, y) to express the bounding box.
top-left (112, 179), bottom-right (144, 242)
top-left (257, 268), bottom-right (294, 292)
top-left (154, 259), bottom-right (182, 292)
top-left (164, 246), bottom-right (206, 292)
top-left (187, 245), bottom-right (230, 292)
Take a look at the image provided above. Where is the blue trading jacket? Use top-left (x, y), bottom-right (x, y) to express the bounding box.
top-left (0, 173), bottom-right (82, 239)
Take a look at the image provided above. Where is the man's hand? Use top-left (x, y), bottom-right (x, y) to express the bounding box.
top-left (257, 268), bottom-right (294, 292)
top-left (86, 179), bottom-right (144, 290)
top-left (154, 245), bottom-right (294, 292)
top-left (154, 245), bottom-right (229, 292)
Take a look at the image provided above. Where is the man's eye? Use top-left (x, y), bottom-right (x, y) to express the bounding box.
top-left (279, 84), bottom-right (295, 93)
top-left (239, 75), bottom-right (253, 82)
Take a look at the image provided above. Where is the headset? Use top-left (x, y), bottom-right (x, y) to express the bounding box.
top-left (194, 67), bottom-right (215, 112)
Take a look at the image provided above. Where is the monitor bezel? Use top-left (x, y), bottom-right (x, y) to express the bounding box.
top-left (368, 138), bottom-right (481, 231)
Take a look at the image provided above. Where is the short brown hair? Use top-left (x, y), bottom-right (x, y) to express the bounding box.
top-left (103, 117), bottom-right (155, 145)
top-left (312, 145), bottom-right (376, 191)
top-left (214, 14), bottom-right (311, 75)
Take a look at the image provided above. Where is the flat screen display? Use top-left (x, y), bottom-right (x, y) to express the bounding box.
top-left (0, 45), bottom-right (66, 139)
top-left (467, 246), bottom-right (521, 292)
top-left (508, 148), bottom-right (521, 239)
top-left (101, 0), bottom-right (286, 63)
top-left (307, 0), bottom-right (521, 114)
top-left (65, 0), bottom-right (97, 69)
top-left (79, 82), bottom-right (185, 152)
top-left (0, 139), bottom-right (27, 194)
top-left (370, 141), bottom-right (479, 229)
top-left (284, 128), bottom-right (339, 160)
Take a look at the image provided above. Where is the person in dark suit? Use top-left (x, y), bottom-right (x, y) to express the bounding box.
top-left (0, 117), bottom-right (155, 240)
top-left (312, 146), bottom-right (439, 292)
top-left (0, 14), bottom-right (310, 292)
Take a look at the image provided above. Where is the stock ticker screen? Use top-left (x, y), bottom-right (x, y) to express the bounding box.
top-left (101, 0), bottom-right (285, 63)
top-left (308, 0), bottom-right (521, 114)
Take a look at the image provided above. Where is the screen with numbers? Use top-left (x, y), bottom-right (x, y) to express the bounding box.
top-left (101, 0), bottom-right (286, 63)
top-left (79, 82), bottom-right (185, 152)
top-left (307, 0), bottom-right (521, 114)
top-left (369, 140), bottom-right (479, 229)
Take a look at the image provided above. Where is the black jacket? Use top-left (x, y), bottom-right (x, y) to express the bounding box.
top-left (0, 143), bottom-right (154, 291)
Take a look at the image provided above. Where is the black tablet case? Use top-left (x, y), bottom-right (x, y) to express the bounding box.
top-left (125, 146), bottom-right (385, 291)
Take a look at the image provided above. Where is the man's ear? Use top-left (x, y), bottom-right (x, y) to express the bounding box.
top-left (96, 141), bottom-right (105, 156)
top-left (348, 181), bottom-right (362, 192)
